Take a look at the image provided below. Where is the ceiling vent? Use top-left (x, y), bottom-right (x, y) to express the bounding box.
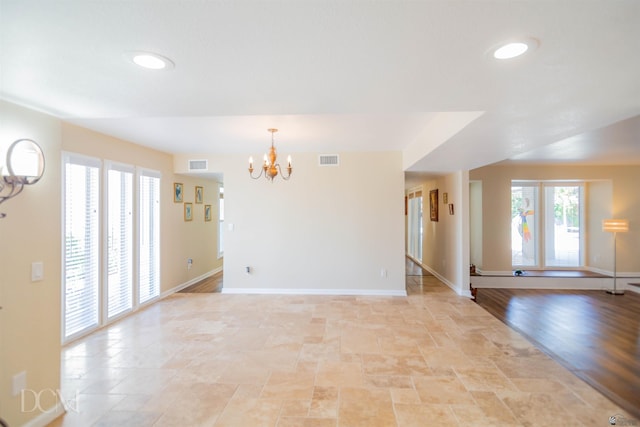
top-left (318, 154), bottom-right (339, 166)
top-left (188, 159), bottom-right (208, 171)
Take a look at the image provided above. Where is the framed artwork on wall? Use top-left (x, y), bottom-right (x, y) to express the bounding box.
top-left (204, 204), bottom-right (212, 222)
top-left (184, 202), bottom-right (193, 221)
top-left (195, 186), bottom-right (203, 204)
top-left (430, 189), bottom-right (438, 222)
top-left (174, 182), bottom-right (183, 203)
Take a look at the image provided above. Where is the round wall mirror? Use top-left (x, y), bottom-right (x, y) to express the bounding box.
top-left (6, 139), bottom-right (45, 185)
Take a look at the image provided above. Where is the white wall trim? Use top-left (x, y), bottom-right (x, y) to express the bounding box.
top-left (587, 266), bottom-right (640, 278)
top-left (471, 275), bottom-right (614, 290)
top-left (221, 288), bottom-right (407, 297)
top-left (407, 256), bottom-right (472, 297)
top-left (587, 266), bottom-right (611, 276)
top-left (63, 267), bottom-right (223, 346)
top-left (23, 401), bottom-right (66, 427)
top-left (160, 266), bottom-right (223, 298)
top-left (475, 269), bottom-right (512, 276)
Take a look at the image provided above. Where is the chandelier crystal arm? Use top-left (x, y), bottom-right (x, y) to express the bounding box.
top-left (248, 155), bottom-right (269, 179)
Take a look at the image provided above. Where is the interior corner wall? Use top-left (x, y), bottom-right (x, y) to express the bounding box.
top-left (175, 151), bottom-right (406, 294)
top-left (61, 123), bottom-right (222, 292)
top-left (469, 164), bottom-right (640, 275)
top-left (0, 100), bottom-right (62, 426)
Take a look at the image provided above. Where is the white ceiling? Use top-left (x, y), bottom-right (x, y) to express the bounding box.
top-left (1, 0), bottom-right (639, 175)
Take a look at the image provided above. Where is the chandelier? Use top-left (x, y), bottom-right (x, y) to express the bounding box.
top-left (248, 128), bottom-right (292, 181)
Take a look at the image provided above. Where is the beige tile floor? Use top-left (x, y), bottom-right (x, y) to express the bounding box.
top-left (49, 275), bottom-right (627, 426)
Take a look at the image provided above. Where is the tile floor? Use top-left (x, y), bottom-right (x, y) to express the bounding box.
top-left (49, 275), bottom-right (626, 426)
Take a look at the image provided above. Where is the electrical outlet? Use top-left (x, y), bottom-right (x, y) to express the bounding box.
top-left (187, 258), bottom-right (193, 270)
top-left (12, 371), bottom-right (26, 396)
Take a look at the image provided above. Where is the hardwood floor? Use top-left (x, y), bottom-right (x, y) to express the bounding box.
top-left (476, 288), bottom-right (640, 419)
top-left (179, 271), bottom-right (223, 293)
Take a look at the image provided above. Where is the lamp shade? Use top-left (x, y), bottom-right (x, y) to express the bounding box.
top-left (602, 219), bottom-right (629, 233)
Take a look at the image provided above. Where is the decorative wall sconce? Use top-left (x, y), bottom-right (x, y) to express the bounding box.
top-left (248, 128), bottom-right (292, 182)
top-left (0, 139), bottom-right (45, 218)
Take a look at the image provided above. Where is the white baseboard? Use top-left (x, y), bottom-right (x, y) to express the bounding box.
top-left (587, 267), bottom-right (640, 278)
top-left (221, 288), bottom-right (407, 297)
top-left (64, 267), bottom-right (224, 346)
top-left (587, 266), bottom-right (610, 276)
top-left (471, 272), bottom-right (640, 291)
top-left (23, 401), bottom-right (66, 427)
top-left (476, 269), bottom-right (512, 276)
top-left (471, 275), bottom-right (611, 290)
top-left (407, 256), bottom-right (470, 296)
top-left (161, 266), bottom-right (223, 298)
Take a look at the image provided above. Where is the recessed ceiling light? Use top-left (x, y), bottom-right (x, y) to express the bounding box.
top-left (124, 51), bottom-right (174, 70)
top-left (491, 38), bottom-right (539, 60)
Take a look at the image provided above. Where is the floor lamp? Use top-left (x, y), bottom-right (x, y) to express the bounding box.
top-left (602, 219), bottom-right (629, 295)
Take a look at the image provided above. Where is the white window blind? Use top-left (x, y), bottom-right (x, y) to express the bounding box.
top-left (63, 154), bottom-right (101, 341)
top-left (106, 164), bottom-right (134, 319)
top-left (139, 170), bottom-right (160, 304)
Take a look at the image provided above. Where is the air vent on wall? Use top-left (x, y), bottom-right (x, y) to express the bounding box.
top-left (318, 154), bottom-right (339, 166)
top-left (188, 159), bottom-right (208, 171)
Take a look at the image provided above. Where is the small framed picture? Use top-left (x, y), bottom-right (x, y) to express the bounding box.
top-left (174, 183), bottom-right (183, 203)
top-left (195, 186), bottom-right (203, 204)
top-left (204, 204), bottom-right (212, 222)
top-left (184, 202), bottom-right (193, 221)
top-left (449, 203), bottom-right (454, 215)
top-left (429, 189), bottom-right (438, 222)
top-left (443, 192), bottom-right (448, 204)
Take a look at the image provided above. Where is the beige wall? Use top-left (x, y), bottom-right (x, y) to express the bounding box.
top-left (175, 151), bottom-right (406, 294)
top-left (470, 164), bottom-right (640, 275)
top-left (0, 101), bottom-right (62, 426)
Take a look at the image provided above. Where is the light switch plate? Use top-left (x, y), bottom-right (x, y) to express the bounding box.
top-left (32, 262), bottom-right (44, 282)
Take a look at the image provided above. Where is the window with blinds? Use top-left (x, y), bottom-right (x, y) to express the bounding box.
top-left (63, 154), bottom-right (101, 341)
top-left (139, 171), bottom-right (160, 304)
top-left (106, 164), bottom-right (134, 319)
top-left (63, 153), bottom-right (162, 343)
